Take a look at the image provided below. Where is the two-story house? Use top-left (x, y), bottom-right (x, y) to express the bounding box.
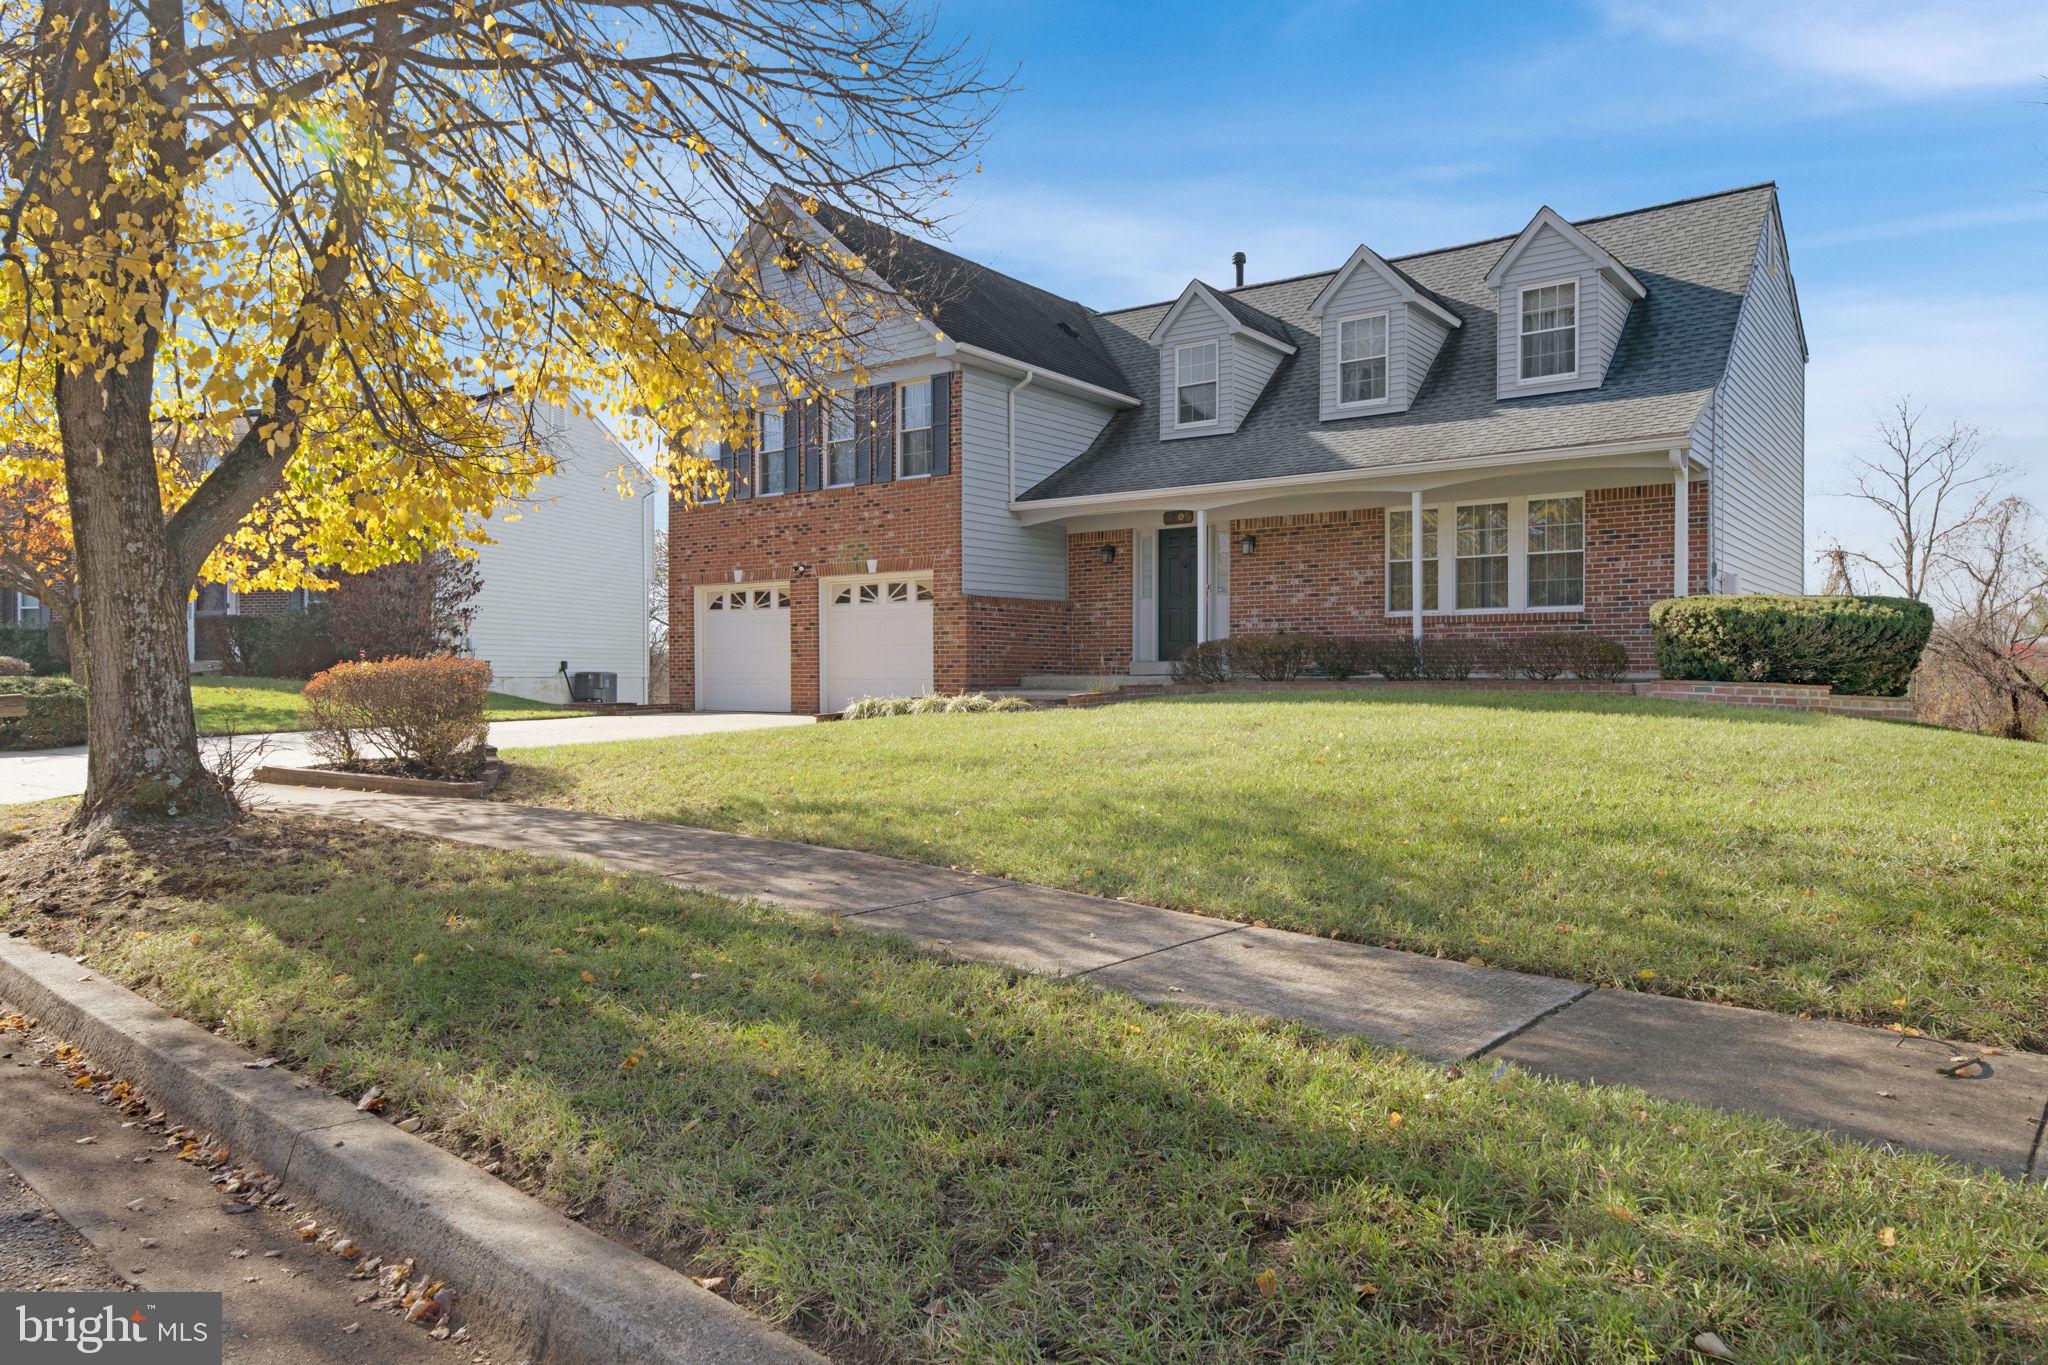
top-left (669, 182), bottom-right (1804, 712)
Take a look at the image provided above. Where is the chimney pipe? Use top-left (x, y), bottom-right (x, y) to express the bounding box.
top-left (1231, 251), bottom-right (1247, 288)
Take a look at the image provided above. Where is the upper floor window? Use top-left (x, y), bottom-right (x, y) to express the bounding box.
top-left (1338, 314), bottom-right (1389, 405)
top-left (1518, 281), bottom-right (1577, 381)
top-left (756, 408), bottom-right (787, 496)
top-left (1526, 496), bottom-right (1584, 607)
top-left (898, 383), bottom-right (933, 477)
top-left (1386, 507), bottom-right (1439, 612)
top-left (826, 398), bottom-right (856, 486)
top-left (1174, 341), bottom-right (1219, 427)
top-left (1455, 502), bottom-right (1510, 609)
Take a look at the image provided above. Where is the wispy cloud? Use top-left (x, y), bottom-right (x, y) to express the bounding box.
top-left (1803, 201), bottom-right (2048, 248)
top-left (1604, 1), bottom-right (2048, 95)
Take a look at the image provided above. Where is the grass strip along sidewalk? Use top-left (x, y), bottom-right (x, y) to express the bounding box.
top-left (188, 676), bottom-right (570, 735)
top-left (1, 808), bottom-right (2042, 1362)
top-left (498, 689), bottom-right (2048, 1051)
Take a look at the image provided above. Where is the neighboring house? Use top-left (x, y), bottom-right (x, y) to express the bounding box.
top-left (191, 403), bottom-right (660, 705)
top-left (671, 183), bottom-right (1804, 713)
top-left (1, 589), bottom-right (49, 629)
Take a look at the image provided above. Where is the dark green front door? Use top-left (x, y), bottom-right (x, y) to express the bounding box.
top-left (1158, 527), bottom-right (1198, 661)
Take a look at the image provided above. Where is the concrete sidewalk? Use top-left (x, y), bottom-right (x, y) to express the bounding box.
top-left (255, 785), bottom-right (2048, 1180)
top-left (0, 711), bottom-right (813, 804)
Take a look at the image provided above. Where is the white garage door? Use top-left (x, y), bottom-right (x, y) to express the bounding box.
top-left (822, 574), bottom-right (934, 711)
top-left (697, 585), bottom-right (791, 712)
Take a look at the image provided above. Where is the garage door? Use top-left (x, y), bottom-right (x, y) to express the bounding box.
top-left (697, 585), bottom-right (791, 712)
top-left (822, 574), bottom-right (934, 711)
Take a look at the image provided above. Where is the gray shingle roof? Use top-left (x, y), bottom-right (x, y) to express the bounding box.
top-left (808, 202), bottom-right (1134, 399)
top-left (1021, 183), bottom-right (1778, 502)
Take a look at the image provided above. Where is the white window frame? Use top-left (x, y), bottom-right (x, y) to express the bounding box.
top-left (897, 383), bottom-right (933, 479)
top-left (1173, 341), bottom-right (1220, 429)
top-left (1385, 505), bottom-right (1439, 613)
top-left (1334, 311), bottom-right (1391, 409)
top-left (1525, 494), bottom-right (1585, 609)
top-left (1383, 491), bottom-right (1586, 617)
top-left (755, 407), bottom-right (787, 497)
top-left (824, 395), bottom-right (856, 488)
top-left (1516, 278), bottom-right (1579, 384)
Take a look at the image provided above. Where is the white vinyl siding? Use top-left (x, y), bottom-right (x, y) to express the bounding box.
top-left (1174, 341), bottom-right (1219, 426)
top-left (1337, 314), bottom-right (1389, 405)
top-left (959, 363), bottom-right (1114, 598)
top-left (468, 405), bottom-right (654, 705)
top-left (1689, 208), bottom-right (1806, 593)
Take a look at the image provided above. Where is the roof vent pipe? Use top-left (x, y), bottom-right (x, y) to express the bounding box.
top-left (1231, 251), bottom-right (1247, 288)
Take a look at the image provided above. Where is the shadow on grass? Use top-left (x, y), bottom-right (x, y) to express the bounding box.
top-left (97, 827), bottom-right (2048, 1363)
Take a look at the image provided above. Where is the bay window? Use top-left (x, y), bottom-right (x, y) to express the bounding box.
top-left (1388, 494), bottom-right (1585, 614)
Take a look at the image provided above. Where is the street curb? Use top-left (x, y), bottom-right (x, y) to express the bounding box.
top-left (0, 934), bottom-right (822, 1365)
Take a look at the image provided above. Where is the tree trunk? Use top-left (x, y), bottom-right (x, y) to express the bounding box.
top-left (58, 363), bottom-right (222, 824)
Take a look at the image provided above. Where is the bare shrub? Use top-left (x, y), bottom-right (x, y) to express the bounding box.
top-left (303, 658), bottom-right (493, 778)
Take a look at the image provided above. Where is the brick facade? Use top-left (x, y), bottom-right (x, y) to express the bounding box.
top-left (1066, 529), bottom-right (1135, 676)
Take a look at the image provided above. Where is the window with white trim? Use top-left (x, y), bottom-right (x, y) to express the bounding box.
top-left (1526, 496), bottom-right (1584, 607)
top-left (1386, 507), bottom-right (1439, 612)
top-left (1174, 341), bottom-right (1219, 426)
top-left (826, 398), bottom-right (856, 486)
top-left (755, 408), bottom-right (787, 496)
top-left (898, 383), bottom-right (933, 477)
top-left (1455, 502), bottom-right (1510, 609)
top-left (1338, 314), bottom-right (1389, 405)
top-left (1518, 281), bottom-right (1577, 381)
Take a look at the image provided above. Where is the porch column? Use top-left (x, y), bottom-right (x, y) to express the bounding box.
top-left (1194, 507), bottom-right (1210, 645)
top-left (1671, 450), bottom-right (1690, 597)
top-left (1410, 489), bottom-right (1424, 641)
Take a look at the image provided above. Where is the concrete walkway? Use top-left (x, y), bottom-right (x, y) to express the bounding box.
top-left (0, 710), bottom-right (813, 804)
top-left (255, 785), bottom-right (2048, 1180)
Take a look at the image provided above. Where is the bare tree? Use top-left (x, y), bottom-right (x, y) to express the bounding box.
top-left (1922, 497), bottom-right (2048, 739)
top-left (1822, 398), bottom-right (2011, 600)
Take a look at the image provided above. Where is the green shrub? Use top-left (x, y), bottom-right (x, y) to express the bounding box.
top-left (225, 603), bottom-right (341, 679)
top-left (0, 677), bottom-right (88, 749)
top-left (1652, 595), bottom-right (1933, 697)
top-left (1227, 634), bottom-right (1312, 682)
top-left (841, 692), bottom-right (1032, 719)
top-left (1307, 637), bottom-right (1372, 681)
top-left (1418, 639), bottom-right (1491, 681)
top-left (0, 625), bottom-right (59, 675)
top-left (1169, 641), bottom-right (1231, 685)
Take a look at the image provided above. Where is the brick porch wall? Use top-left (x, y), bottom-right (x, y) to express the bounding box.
top-left (967, 594), bottom-right (1070, 688)
top-left (667, 373), bottom-right (967, 711)
top-left (1067, 529), bottom-right (1134, 675)
top-left (1222, 481), bottom-right (1709, 673)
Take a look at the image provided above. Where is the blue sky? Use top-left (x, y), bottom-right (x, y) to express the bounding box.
top-left (927, 0), bottom-right (2048, 584)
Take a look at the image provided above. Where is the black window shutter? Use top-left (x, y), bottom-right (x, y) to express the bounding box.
top-left (869, 384), bottom-right (892, 483)
top-left (712, 440), bottom-right (732, 501)
top-left (930, 374), bottom-right (951, 476)
top-left (799, 399), bottom-right (821, 491)
top-left (853, 388), bottom-right (873, 484)
top-left (783, 414), bottom-right (799, 493)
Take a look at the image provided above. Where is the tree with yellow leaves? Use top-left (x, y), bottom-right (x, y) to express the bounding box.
top-left (1, 0), bottom-right (999, 822)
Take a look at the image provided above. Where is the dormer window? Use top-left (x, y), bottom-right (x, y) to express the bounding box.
top-left (1518, 281), bottom-right (1577, 381)
top-left (1337, 314), bottom-right (1389, 405)
top-left (1174, 341), bottom-right (1219, 426)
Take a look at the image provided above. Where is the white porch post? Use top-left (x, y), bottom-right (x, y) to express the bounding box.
top-left (1194, 507), bottom-right (1210, 644)
top-left (1410, 489), bottom-right (1425, 641)
top-left (1671, 450), bottom-right (1690, 597)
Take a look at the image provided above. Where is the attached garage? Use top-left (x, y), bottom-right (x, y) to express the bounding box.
top-left (696, 584), bottom-right (791, 712)
top-left (821, 573), bottom-right (934, 711)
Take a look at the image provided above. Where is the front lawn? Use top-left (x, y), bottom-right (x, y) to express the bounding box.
top-left (186, 676), bottom-right (569, 735)
top-left (499, 690), bottom-right (2048, 1049)
top-left (1, 810), bottom-right (2042, 1363)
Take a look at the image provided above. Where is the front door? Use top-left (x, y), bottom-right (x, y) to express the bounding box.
top-left (1157, 527), bottom-right (1198, 661)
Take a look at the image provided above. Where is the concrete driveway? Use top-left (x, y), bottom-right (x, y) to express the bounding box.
top-left (0, 711), bottom-right (812, 805)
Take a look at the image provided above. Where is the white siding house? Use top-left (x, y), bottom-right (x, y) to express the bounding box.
top-left (466, 405), bottom-right (660, 704)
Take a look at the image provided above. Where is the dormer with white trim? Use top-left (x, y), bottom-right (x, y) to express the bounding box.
top-left (1484, 206), bottom-right (1646, 399)
top-left (1149, 280), bottom-right (1296, 440)
top-left (1307, 244), bottom-right (1463, 421)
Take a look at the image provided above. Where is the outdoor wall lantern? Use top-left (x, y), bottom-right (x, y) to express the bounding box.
top-left (1238, 534), bottom-right (1258, 556)
top-left (792, 563), bottom-right (812, 578)
top-left (1101, 543), bottom-right (1118, 565)
top-left (731, 567), bottom-right (745, 582)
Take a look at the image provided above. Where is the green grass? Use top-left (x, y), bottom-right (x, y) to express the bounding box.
top-left (498, 690), bottom-right (2048, 1049)
top-left (32, 675), bottom-right (571, 736)
top-left (7, 815), bottom-right (2042, 1363)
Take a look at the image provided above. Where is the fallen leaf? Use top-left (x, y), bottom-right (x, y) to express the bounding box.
top-left (692, 1275), bottom-right (728, 1292)
top-left (1693, 1330), bottom-right (1737, 1360)
top-left (355, 1088), bottom-right (384, 1113)
top-left (341, 1323), bottom-right (360, 1336)
top-left (1354, 1281), bottom-right (1378, 1300)
top-left (1877, 1226), bottom-right (1898, 1248)
top-left (1386, 1111), bottom-right (1403, 1128)
top-left (1254, 1268), bottom-right (1279, 1298)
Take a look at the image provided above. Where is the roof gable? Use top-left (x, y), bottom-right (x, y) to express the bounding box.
top-left (1309, 244), bottom-right (1462, 329)
top-left (1148, 280), bottom-right (1297, 354)
top-left (1485, 206), bottom-right (1647, 300)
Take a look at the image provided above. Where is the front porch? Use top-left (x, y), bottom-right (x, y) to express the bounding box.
top-left (1029, 447), bottom-right (1709, 676)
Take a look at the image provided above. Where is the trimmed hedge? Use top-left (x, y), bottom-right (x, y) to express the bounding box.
top-left (0, 625), bottom-right (60, 675)
top-left (225, 602), bottom-right (341, 679)
top-left (1651, 595), bottom-right (1933, 698)
top-left (303, 657), bottom-right (492, 779)
top-left (1171, 634), bottom-right (1634, 685)
top-left (0, 677), bottom-right (88, 749)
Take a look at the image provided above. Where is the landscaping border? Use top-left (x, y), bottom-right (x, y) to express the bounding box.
top-left (251, 757), bottom-right (506, 799)
top-left (0, 934), bottom-right (820, 1365)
